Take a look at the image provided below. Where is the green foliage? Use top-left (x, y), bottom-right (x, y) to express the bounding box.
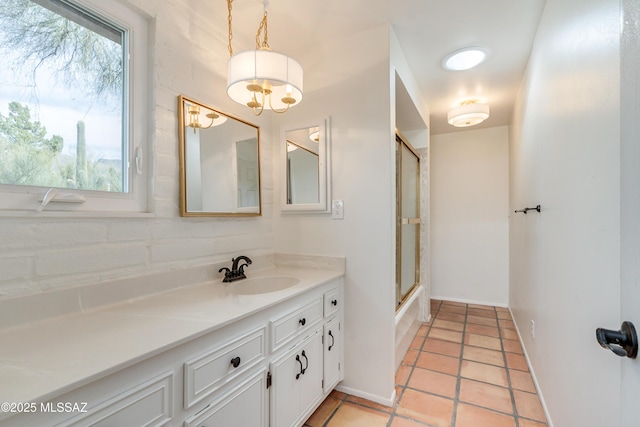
top-left (0, 102), bottom-right (122, 191)
top-left (0, 0), bottom-right (123, 100)
top-left (0, 102), bottom-right (63, 187)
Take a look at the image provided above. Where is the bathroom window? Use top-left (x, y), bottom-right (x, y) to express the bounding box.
top-left (0, 0), bottom-right (149, 213)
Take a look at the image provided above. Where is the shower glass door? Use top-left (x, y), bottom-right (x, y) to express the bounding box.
top-left (396, 133), bottom-right (420, 308)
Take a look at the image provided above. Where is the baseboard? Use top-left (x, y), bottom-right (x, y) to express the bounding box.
top-left (334, 384), bottom-right (396, 408)
top-left (508, 307), bottom-right (555, 427)
top-left (430, 295), bottom-right (508, 308)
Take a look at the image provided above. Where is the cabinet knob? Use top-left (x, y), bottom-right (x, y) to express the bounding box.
top-left (299, 318), bottom-right (306, 326)
top-left (230, 356), bottom-right (241, 368)
top-left (331, 299), bottom-right (338, 306)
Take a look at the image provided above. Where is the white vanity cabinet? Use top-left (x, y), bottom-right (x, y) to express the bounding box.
top-left (269, 328), bottom-right (324, 427)
top-left (0, 275), bottom-right (343, 427)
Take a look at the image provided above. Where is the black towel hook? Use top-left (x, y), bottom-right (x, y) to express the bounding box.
top-left (515, 204), bottom-right (541, 214)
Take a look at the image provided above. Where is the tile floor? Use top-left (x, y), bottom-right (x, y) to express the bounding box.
top-left (303, 299), bottom-right (549, 427)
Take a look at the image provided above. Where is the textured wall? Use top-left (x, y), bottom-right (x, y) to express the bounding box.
top-left (0, 0), bottom-right (275, 298)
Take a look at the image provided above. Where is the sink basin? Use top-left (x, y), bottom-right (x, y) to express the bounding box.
top-left (226, 276), bottom-right (300, 295)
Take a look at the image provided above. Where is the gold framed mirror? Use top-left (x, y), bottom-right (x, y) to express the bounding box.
top-left (178, 95), bottom-right (261, 216)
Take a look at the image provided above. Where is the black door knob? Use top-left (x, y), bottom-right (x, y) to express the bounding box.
top-left (596, 321), bottom-right (638, 358)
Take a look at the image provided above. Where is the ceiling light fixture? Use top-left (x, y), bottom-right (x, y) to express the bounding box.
top-left (308, 127), bottom-right (320, 142)
top-left (186, 104), bottom-right (227, 133)
top-left (447, 99), bottom-right (490, 127)
top-left (442, 47), bottom-right (489, 71)
top-left (226, 0), bottom-right (303, 116)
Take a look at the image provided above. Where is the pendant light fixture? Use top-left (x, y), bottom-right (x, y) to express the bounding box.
top-left (226, 0), bottom-right (303, 116)
top-left (447, 99), bottom-right (490, 127)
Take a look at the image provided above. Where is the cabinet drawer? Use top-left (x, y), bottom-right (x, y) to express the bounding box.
top-left (60, 372), bottom-right (173, 427)
top-left (270, 298), bottom-right (322, 352)
top-left (184, 327), bottom-right (265, 408)
top-left (323, 288), bottom-right (340, 318)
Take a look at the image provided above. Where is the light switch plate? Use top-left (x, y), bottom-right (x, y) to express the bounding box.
top-left (332, 200), bottom-right (344, 219)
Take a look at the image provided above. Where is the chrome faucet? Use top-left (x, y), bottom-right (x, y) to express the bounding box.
top-left (219, 256), bottom-right (253, 282)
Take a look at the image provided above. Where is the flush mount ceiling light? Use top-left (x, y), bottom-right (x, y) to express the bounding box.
top-left (186, 104), bottom-right (227, 133)
top-left (308, 127), bottom-right (320, 142)
top-left (226, 0), bottom-right (303, 116)
top-left (447, 99), bottom-right (490, 127)
top-left (442, 47), bottom-right (489, 71)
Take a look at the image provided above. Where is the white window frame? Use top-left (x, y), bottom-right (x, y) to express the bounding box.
top-left (0, 0), bottom-right (150, 215)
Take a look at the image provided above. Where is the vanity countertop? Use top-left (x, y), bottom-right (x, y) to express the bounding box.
top-left (0, 265), bottom-right (343, 410)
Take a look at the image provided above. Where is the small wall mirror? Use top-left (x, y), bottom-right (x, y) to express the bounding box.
top-left (281, 117), bottom-right (331, 212)
top-left (178, 95), bottom-right (261, 216)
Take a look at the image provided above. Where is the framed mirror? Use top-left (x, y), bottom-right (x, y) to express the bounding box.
top-left (178, 95), bottom-right (261, 216)
top-left (281, 117), bottom-right (331, 213)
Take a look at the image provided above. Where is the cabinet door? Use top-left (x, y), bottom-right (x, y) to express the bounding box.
top-left (184, 369), bottom-right (268, 427)
top-left (270, 329), bottom-right (323, 427)
top-left (323, 317), bottom-right (341, 393)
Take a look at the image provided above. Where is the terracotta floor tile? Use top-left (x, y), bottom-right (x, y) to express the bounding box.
top-left (466, 315), bottom-right (498, 327)
top-left (416, 352), bottom-right (460, 376)
top-left (429, 328), bottom-right (463, 343)
top-left (513, 390), bottom-right (547, 422)
top-left (467, 307), bottom-right (496, 318)
top-left (509, 369), bottom-right (536, 393)
top-left (346, 395), bottom-right (393, 413)
top-left (423, 338), bottom-right (462, 357)
top-left (467, 303), bottom-right (494, 310)
top-left (499, 319), bottom-right (516, 329)
top-left (439, 305), bottom-right (467, 315)
top-left (308, 302), bottom-right (550, 427)
top-left (497, 310), bottom-right (512, 319)
top-left (407, 367), bottom-right (457, 398)
top-left (396, 388), bottom-right (454, 427)
top-left (465, 333), bottom-right (502, 351)
top-left (396, 364), bottom-right (412, 386)
top-left (502, 339), bottom-right (523, 354)
top-left (391, 416), bottom-right (432, 427)
top-left (501, 328), bottom-right (519, 340)
top-left (305, 396), bottom-right (341, 427)
top-left (433, 319), bottom-right (465, 332)
top-left (505, 352), bottom-right (529, 371)
top-left (437, 312), bottom-right (467, 323)
top-left (458, 378), bottom-right (513, 414)
top-left (326, 402), bottom-right (390, 427)
top-left (518, 419), bottom-right (548, 427)
top-left (403, 349), bottom-right (419, 365)
top-left (410, 334), bottom-right (426, 350)
top-left (417, 325), bottom-right (430, 336)
top-left (460, 360), bottom-right (509, 387)
top-left (442, 300), bottom-right (467, 307)
top-left (465, 323), bottom-right (500, 338)
top-left (454, 403), bottom-right (516, 427)
top-left (463, 345), bottom-right (504, 367)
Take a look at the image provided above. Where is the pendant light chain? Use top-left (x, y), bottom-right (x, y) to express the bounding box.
top-left (255, 0), bottom-right (270, 50)
top-left (227, 0), bottom-right (234, 57)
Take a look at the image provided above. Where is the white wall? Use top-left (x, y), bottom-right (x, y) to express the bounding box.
top-left (273, 25), bottom-right (398, 405)
top-left (0, 0), bottom-right (275, 297)
top-left (430, 126), bottom-right (509, 306)
top-left (509, 0), bottom-right (621, 425)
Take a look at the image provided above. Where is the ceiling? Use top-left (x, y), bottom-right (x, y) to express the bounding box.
top-left (221, 0), bottom-right (548, 135)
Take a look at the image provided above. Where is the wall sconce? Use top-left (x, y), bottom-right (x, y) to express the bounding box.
top-left (447, 99), bottom-right (490, 127)
top-left (226, 0), bottom-right (303, 116)
top-left (186, 104), bottom-right (227, 133)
